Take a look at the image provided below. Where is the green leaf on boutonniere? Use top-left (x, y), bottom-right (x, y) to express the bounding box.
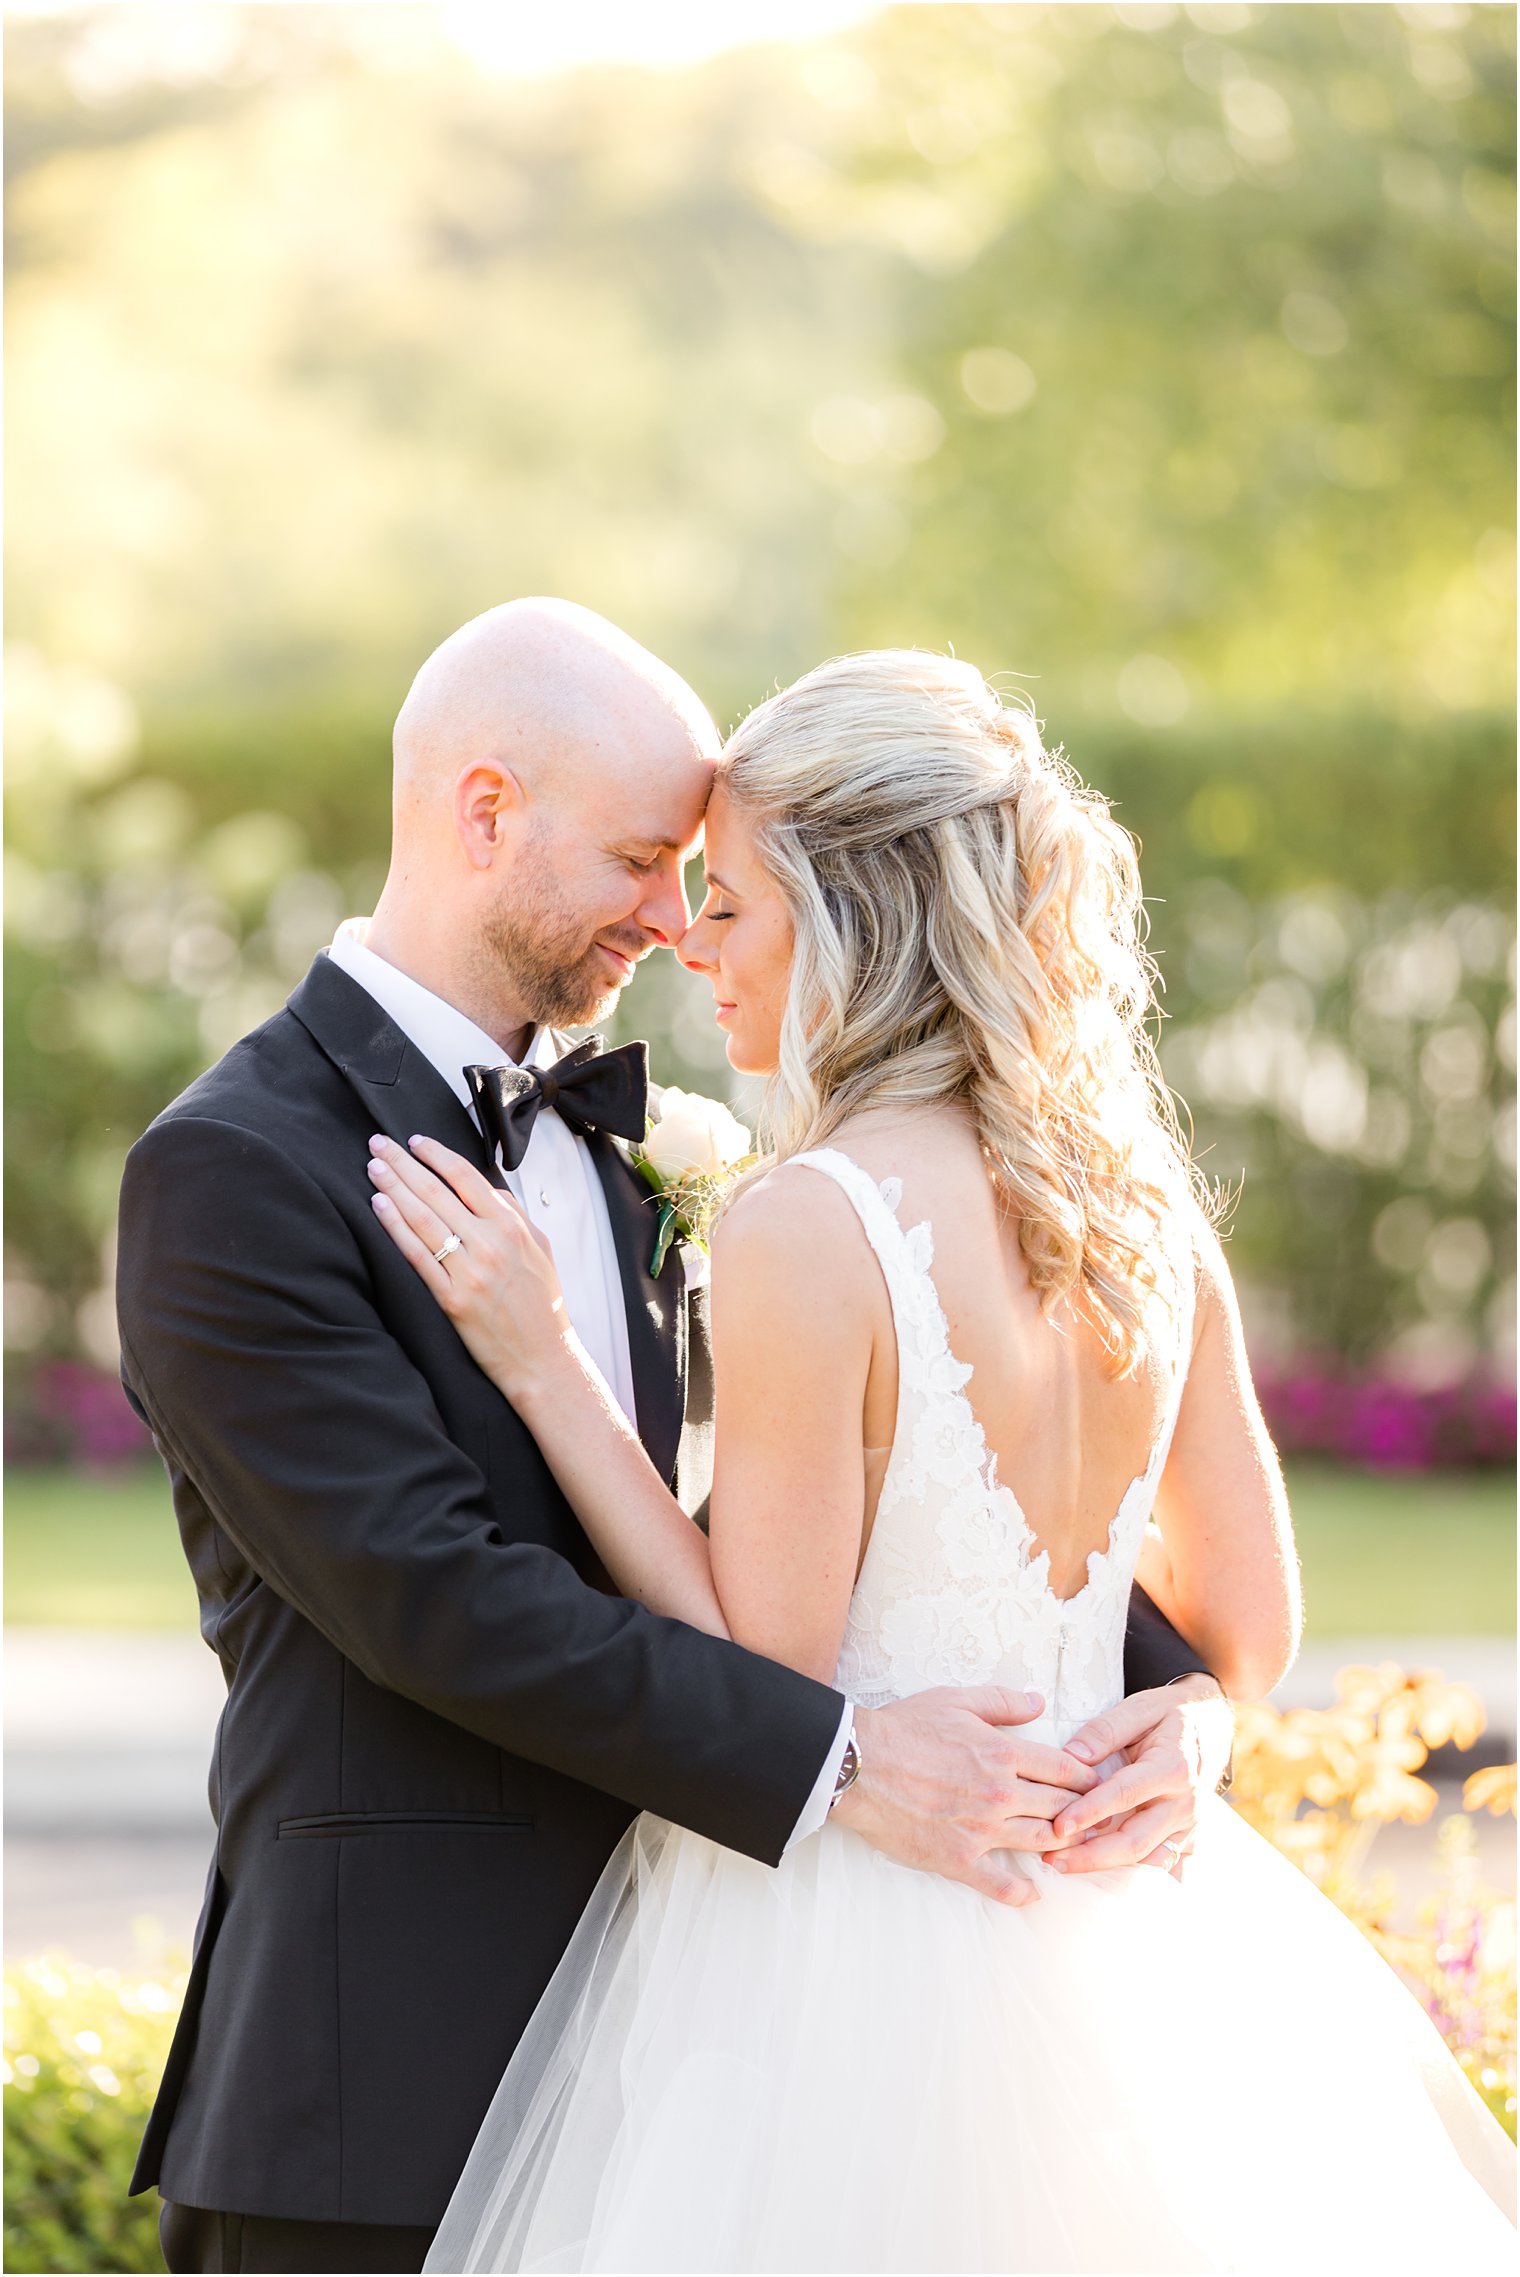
top-left (650, 1198), bottom-right (681, 1279)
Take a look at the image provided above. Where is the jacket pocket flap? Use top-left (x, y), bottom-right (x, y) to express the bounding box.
top-left (277, 1809), bottom-right (533, 1837)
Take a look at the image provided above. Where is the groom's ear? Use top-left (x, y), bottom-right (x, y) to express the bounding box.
top-left (454, 761), bottom-right (525, 870)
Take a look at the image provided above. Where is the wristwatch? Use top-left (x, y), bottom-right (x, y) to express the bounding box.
top-left (829, 1723), bottom-right (861, 1809)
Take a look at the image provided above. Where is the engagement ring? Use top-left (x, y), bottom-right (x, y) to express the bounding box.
top-left (432, 1234), bottom-right (462, 1264)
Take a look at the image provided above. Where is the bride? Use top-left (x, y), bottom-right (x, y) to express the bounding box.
top-left (367, 651), bottom-right (1514, 2272)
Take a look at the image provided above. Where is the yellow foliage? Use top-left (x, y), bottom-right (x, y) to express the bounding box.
top-left (1231, 1663), bottom-right (1515, 2139)
top-left (1464, 1763), bottom-right (1519, 1817)
top-left (1230, 1663), bottom-right (1487, 1885)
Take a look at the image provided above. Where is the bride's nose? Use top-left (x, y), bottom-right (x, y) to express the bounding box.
top-left (676, 914), bottom-right (717, 976)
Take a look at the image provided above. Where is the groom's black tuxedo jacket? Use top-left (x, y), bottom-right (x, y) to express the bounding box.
top-left (117, 952), bottom-right (1208, 2230)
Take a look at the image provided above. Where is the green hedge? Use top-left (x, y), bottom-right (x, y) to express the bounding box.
top-left (3, 1954), bottom-right (184, 2274)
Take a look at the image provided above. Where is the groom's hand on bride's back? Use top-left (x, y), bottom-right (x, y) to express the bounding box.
top-left (829, 1688), bottom-right (1100, 1907)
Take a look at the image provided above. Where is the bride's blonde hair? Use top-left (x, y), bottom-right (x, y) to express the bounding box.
top-left (718, 649), bottom-right (1210, 1376)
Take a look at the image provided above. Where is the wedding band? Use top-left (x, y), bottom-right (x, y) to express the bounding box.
top-left (1158, 1838), bottom-right (1184, 1870)
top-left (432, 1234), bottom-right (462, 1265)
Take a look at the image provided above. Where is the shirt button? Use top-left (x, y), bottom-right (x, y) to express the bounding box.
top-left (539, 1190), bottom-right (551, 1207)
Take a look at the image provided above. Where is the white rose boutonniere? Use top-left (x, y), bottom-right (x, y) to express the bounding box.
top-left (632, 1086), bottom-right (755, 1277)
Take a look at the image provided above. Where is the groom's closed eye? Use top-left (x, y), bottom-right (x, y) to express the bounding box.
top-left (621, 839), bottom-right (694, 882)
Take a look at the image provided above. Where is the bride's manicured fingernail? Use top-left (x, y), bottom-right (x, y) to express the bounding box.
top-left (371, 1193), bottom-right (392, 1215)
top-left (368, 1160), bottom-right (391, 1182)
top-left (368, 1134), bottom-right (388, 1153)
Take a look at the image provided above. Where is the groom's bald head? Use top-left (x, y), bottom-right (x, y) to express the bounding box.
top-left (393, 598), bottom-right (718, 820)
top-left (367, 599), bottom-right (719, 1050)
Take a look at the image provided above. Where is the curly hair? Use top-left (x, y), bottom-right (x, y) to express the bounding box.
top-left (717, 648), bottom-right (1212, 1375)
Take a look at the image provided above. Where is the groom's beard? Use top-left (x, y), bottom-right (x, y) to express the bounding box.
top-left (481, 878), bottom-right (645, 1030)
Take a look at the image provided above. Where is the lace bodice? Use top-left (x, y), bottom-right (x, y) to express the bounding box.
top-left (786, 1148), bottom-right (1195, 1747)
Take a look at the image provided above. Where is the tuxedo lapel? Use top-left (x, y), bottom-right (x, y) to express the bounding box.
top-left (290, 956), bottom-right (686, 1481)
top-left (287, 953), bottom-right (505, 1184)
top-left (586, 1130), bottom-right (686, 1487)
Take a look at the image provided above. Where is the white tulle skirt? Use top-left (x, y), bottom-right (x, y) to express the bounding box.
top-left (424, 1797), bottom-right (1515, 2274)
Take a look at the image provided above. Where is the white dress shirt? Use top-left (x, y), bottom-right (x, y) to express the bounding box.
top-left (327, 928), bottom-right (851, 1847)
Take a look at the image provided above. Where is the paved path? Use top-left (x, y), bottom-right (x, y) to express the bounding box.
top-left (5, 1626), bottom-right (1515, 1966)
top-left (6, 1835), bottom-right (212, 1969)
top-left (6, 1628), bottom-right (222, 1834)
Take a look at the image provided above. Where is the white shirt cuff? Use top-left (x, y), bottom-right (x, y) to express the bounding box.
top-left (783, 1700), bottom-right (855, 1852)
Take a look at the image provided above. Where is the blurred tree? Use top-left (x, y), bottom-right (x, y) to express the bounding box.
top-left (816, 6), bottom-right (1514, 721)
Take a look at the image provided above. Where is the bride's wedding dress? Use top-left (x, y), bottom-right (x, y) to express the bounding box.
top-left (426, 1150), bottom-right (1515, 2273)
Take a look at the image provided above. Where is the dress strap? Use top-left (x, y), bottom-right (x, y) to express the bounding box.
top-left (775, 1148), bottom-right (923, 1311)
top-left (778, 1147), bottom-right (910, 1256)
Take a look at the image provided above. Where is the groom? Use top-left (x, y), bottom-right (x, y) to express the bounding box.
top-left (116, 599), bottom-right (1230, 2275)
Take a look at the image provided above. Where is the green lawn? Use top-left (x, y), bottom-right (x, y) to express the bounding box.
top-left (5, 1468), bottom-right (198, 1628)
top-left (3, 1461), bottom-right (1514, 1636)
top-left (1279, 1462), bottom-right (1515, 1637)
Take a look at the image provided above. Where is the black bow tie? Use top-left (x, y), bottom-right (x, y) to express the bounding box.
top-left (465, 1038), bottom-right (649, 1172)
